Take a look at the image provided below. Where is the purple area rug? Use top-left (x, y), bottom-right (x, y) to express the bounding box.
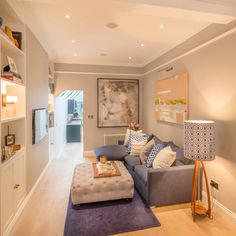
top-left (64, 190), bottom-right (161, 236)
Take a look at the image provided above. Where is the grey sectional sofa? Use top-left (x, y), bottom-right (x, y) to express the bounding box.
top-left (94, 137), bottom-right (195, 207)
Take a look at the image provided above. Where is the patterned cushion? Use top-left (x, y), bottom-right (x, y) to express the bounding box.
top-left (127, 130), bottom-right (149, 153)
top-left (146, 143), bottom-right (165, 168)
top-left (130, 140), bottom-right (147, 156)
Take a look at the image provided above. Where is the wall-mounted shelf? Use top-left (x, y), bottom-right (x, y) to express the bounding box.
top-left (1, 115), bottom-right (25, 124)
top-left (0, 31), bottom-right (25, 56)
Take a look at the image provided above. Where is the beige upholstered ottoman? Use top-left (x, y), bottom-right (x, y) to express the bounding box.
top-left (71, 161), bottom-right (134, 205)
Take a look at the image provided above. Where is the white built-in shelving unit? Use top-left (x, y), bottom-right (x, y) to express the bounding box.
top-left (0, 1), bottom-right (26, 235)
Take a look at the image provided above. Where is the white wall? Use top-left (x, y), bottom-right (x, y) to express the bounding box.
top-left (25, 27), bottom-right (49, 193)
top-left (143, 31), bottom-right (236, 214)
top-left (54, 96), bottom-right (67, 158)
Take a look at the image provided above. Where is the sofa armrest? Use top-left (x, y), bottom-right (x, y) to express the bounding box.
top-left (147, 165), bottom-right (195, 206)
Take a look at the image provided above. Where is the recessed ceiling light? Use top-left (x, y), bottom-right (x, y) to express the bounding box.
top-left (100, 53), bottom-right (107, 56)
top-left (71, 39), bottom-right (75, 43)
top-left (74, 53), bottom-right (78, 56)
top-left (160, 24), bottom-right (164, 29)
top-left (106, 22), bottom-right (119, 29)
top-left (65, 14), bottom-right (70, 19)
top-left (128, 56), bottom-right (132, 60)
top-left (140, 43), bottom-right (145, 47)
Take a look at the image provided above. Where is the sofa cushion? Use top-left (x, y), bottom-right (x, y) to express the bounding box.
top-left (167, 142), bottom-right (194, 165)
top-left (152, 146), bottom-right (176, 169)
top-left (124, 155), bottom-right (141, 170)
top-left (94, 145), bottom-right (128, 161)
top-left (127, 130), bottom-right (149, 153)
top-left (139, 139), bottom-right (155, 164)
top-left (130, 139), bottom-right (147, 156)
top-left (134, 165), bottom-right (148, 185)
top-left (146, 143), bottom-right (165, 168)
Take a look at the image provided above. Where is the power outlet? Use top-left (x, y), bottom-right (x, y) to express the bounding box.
top-left (210, 180), bottom-right (219, 190)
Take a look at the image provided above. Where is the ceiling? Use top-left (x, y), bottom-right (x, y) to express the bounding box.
top-left (9, 0), bottom-right (236, 66)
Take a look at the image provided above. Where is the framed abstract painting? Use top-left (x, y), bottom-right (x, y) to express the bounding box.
top-left (97, 78), bottom-right (139, 128)
top-left (155, 72), bottom-right (188, 125)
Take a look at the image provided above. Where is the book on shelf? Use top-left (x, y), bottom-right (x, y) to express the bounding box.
top-left (1, 72), bottom-right (23, 84)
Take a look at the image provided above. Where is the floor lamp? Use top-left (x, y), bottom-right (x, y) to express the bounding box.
top-left (184, 120), bottom-right (215, 221)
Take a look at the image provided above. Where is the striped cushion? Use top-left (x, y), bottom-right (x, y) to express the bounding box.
top-left (130, 140), bottom-right (147, 156)
top-left (146, 143), bottom-right (165, 168)
top-left (127, 130), bottom-right (149, 154)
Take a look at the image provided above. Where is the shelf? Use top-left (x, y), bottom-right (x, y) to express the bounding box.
top-left (1, 115), bottom-right (25, 124)
top-left (1, 147), bottom-right (25, 167)
top-left (1, 77), bottom-right (25, 87)
top-left (0, 30), bottom-right (25, 56)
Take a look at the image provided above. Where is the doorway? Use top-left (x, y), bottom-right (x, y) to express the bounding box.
top-left (54, 90), bottom-right (84, 158)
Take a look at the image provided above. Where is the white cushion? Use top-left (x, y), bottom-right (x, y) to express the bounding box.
top-left (152, 146), bottom-right (176, 169)
top-left (139, 139), bottom-right (155, 164)
top-left (130, 140), bottom-right (147, 156)
top-left (124, 129), bottom-right (131, 146)
top-left (124, 129), bottom-right (143, 146)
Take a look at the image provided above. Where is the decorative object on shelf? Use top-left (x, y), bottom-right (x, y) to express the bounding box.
top-left (128, 122), bottom-right (140, 131)
top-left (5, 95), bottom-right (18, 117)
top-left (97, 78), bottom-right (139, 127)
top-left (155, 72), bottom-right (188, 125)
top-left (5, 25), bottom-right (19, 47)
top-left (7, 56), bottom-right (18, 74)
top-left (184, 120), bottom-right (215, 221)
top-left (12, 31), bottom-right (22, 49)
top-left (5, 126), bottom-right (16, 146)
top-left (1, 146), bottom-right (15, 162)
top-left (5, 25), bottom-right (15, 44)
top-left (12, 144), bottom-right (21, 151)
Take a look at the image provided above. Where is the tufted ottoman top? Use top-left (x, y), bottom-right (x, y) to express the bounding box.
top-left (71, 161), bottom-right (134, 205)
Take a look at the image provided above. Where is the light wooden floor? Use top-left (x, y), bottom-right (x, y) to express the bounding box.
top-left (10, 143), bottom-right (236, 236)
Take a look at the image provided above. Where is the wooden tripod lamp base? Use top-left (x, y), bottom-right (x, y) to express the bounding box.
top-left (191, 160), bottom-right (211, 221)
top-left (184, 120), bottom-right (215, 222)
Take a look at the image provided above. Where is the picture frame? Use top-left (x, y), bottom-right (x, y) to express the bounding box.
top-left (5, 134), bottom-right (15, 146)
top-left (155, 72), bottom-right (188, 125)
top-left (7, 56), bottom-right (18, 74)
top-left (97, 78), bottom-right (139, 128)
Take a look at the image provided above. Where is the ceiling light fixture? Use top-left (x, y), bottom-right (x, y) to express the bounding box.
top-left (65, 14), bottom-right (70, 19)
top-left (100, 53), bottom-right (107, 57)
top-left (140, 43), bottom-right (145, 47)
top-left (106, 22), bottom-right (118, 29)
top-left (128, 56), bottom-right (132, 60)
top-left (72, 39), bottom-right (75, 43)
top-left (160, 24), bottom-right (164, 29)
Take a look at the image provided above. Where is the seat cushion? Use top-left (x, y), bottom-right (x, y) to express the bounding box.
top-left (134, 165), bottom-right (148, 185)
top-left (124, 155), bottom-right (141, 170)
top-left (94, 145), bottom-right (128, 161)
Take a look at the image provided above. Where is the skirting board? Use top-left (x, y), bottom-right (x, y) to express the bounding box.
top-left (3, 158), bottom-right (53, 236)
top-left (83, 150), bottom-right (96, 158)
top-left (202, 191), bottom-right (236, 227)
